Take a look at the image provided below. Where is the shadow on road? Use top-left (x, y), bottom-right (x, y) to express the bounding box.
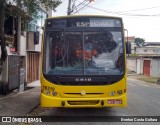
top-left (35, 107), bottom-right (125, 116)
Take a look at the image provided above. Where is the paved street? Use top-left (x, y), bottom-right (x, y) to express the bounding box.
top-left (28, 76), bottom-right (160, 125)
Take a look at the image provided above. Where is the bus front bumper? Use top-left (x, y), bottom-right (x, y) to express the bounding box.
top-left (40, 93), bottom-right (127, 108)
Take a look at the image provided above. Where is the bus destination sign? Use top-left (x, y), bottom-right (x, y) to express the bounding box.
top-left (48, 17), bottom-right (121, 28)
top-left (77, 18), bottom-right (115, 27)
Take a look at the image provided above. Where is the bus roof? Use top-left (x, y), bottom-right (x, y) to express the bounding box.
top-left (46, 15), bottom-right (122, 20)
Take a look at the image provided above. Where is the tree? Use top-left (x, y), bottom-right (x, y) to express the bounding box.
top-left (0, 0), bottom-right (61, 62)
top-left (135, 37), bottom-right (145, 47)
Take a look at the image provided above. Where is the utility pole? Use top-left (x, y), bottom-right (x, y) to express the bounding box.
top-left (67, 0), bottom-right (72, 15)
top-left (67, 0), bottom-right (95, 15)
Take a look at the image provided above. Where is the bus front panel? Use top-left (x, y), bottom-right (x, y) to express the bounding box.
top-left (41, 16), bottom-right (127, 108)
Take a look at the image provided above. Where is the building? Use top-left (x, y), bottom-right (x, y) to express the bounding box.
top-left (0, 0), bottom-right (52, 94)
top-left (26, 7), bottom-right (50, 83)
top-left (136, 42), bottom-right (160, 55)
top-left (128, 42), bottom-right (160, 78)
top-left (127, 56), bottom-right (160, 78)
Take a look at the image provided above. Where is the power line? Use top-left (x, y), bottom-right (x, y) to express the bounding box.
top-left (117, 6), bottom-right (160, 13)
top-left (72, 2), bottom-right (90, 14)
top-left (72, 0), bottom-right (88, 11)
top-left (72, 1), bottom-right (160, 17)
top-left (81, 4), bottom-right (160, 17)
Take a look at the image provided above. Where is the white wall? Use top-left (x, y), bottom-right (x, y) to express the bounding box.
top-left (127, 58), bottom-right (144, 74)
top-left (150, 59), bottom-right (160, 78)
top-left (20, 34), bottom-right (27, 56)
top-left (127, 58), bottom-right (137, 72)
top-left (127, 57), bottom-right (160, 77)
top-left (140, 59), bottom-right (144, 75)
top-left (131, 42), bottom-right (135, 54)
top-left (136, 47), bottom-right (160, 55)
top-left (136, 59), bottom-right (141, 74)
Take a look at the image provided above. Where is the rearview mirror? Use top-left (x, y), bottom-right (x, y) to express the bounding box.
top-left (126, 42), bottom-right (131, 54)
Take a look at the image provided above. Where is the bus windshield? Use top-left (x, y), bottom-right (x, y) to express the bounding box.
top-left (43, 30), bottom-right (124, 76)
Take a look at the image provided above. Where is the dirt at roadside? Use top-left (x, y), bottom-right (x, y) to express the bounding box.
top-left (127, 73), bottom-right (160, 85)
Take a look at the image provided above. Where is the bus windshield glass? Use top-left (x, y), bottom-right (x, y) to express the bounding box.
top-left (43, 17), bottom-right (124, 76)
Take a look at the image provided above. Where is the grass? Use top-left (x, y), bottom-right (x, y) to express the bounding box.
top-left (134, 75), bottom-right (159, 84)
top-left (130, 54), bottom-right (139, 57)
top-left (137, 77), bottom-right (158, 84)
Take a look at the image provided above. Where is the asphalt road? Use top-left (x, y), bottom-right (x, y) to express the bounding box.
top-left (30, 76), bottom-right (160, 125)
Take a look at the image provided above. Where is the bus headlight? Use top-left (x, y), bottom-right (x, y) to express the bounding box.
top-left (109, 91), bottom-right (116, 96)
top-left (52, 91), bottom-right (57, 96)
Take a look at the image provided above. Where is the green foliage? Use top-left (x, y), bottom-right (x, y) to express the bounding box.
top-left (0, 0), bottom-right (61, 62)
top-left (130, 53), bottom-right (139, 57)
top-left (135, 38), bottom-right (145, 47)
top-left (8, 0), bottom-right (61, 18)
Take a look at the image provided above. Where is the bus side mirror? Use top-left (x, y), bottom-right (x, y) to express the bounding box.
top-left (126, 42), bottom-right (131, 54)
top-left (34, 31), bottom-right (39, 44)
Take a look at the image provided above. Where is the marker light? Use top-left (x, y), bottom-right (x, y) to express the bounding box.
top-left (46, 20), bottom-right (52, 27)
top-left (109, 91), bottom-right (116, 96)
top-left (52, 91), bottom-right (57, 96)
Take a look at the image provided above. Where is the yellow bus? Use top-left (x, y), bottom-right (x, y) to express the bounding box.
top-left (41, 15), bottom-right (127, 108)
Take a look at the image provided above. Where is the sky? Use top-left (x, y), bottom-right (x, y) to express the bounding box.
top-left (53, 0), bottom-right (160, 42)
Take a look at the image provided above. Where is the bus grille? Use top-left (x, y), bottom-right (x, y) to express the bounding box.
top-left (63, 93), bottom-right (104, 98)
top-left (67, 100), bottom-right (99, 105)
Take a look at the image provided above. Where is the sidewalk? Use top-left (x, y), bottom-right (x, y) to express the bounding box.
top-left (0, 80), bottom-right (40, 116)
